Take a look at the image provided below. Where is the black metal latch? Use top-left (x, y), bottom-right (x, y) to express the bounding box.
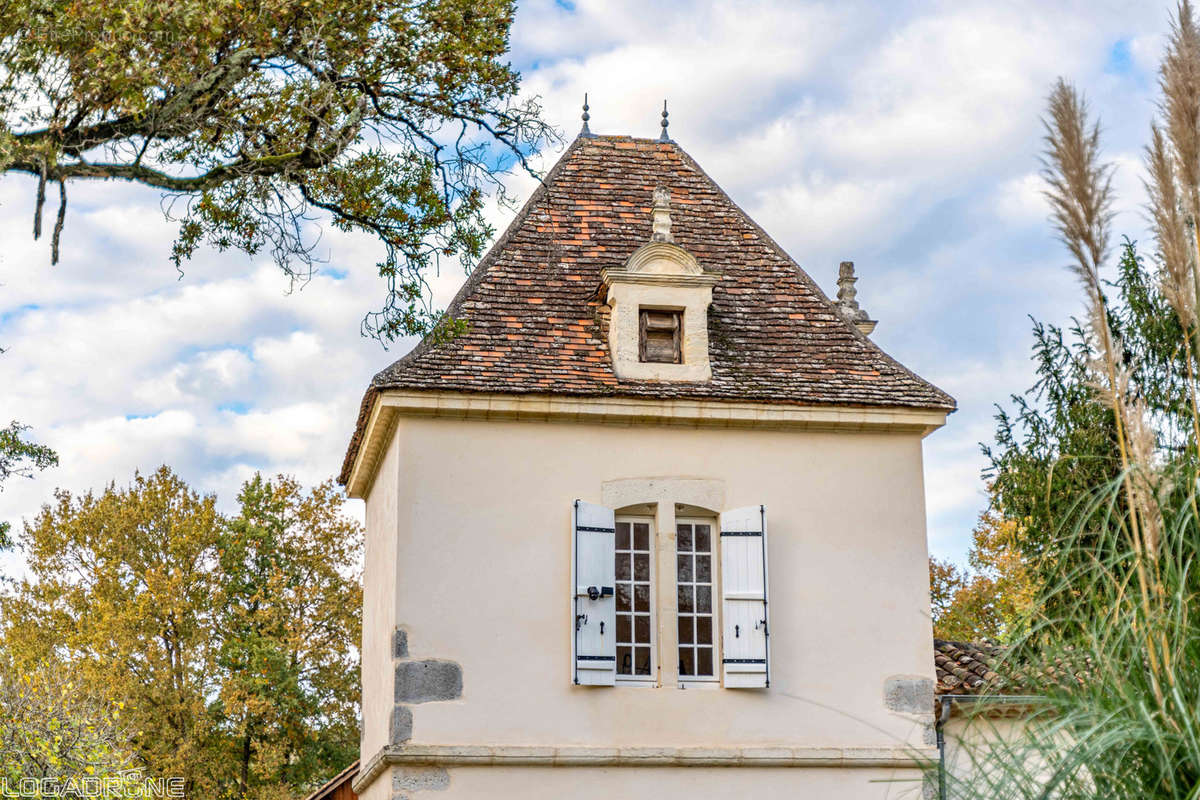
top-left (586, 585), bottom-right (614, 601)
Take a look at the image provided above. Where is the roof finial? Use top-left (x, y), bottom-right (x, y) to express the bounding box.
top-left (836, 261), bottom-right (877, 336)
top-left (659, 99), bottom-right (670, 142)
top-left (580, 93), bottom-right (592, 137)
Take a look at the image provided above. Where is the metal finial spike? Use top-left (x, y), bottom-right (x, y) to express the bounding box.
top-left (659, 100), bottom-right (670, 142)
top-left (580, 93), bottom-right (592, 137)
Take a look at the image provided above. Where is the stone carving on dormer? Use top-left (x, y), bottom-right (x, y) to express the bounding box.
top-left (602, 187), bottom-right (718, 382)
top-left (651, 186), bottom-right (673, 242)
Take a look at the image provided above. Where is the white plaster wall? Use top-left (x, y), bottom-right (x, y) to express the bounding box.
top-left (393, 764), bottom-right (929, 799)
top-left (943, 715), bottom-right (1033, 786)
top-left (367, 414), bottom-right (937, 754)
top-left (356, 769), bottom-right (393, 800)
top-left (361, 431), bottom-right (401, 759)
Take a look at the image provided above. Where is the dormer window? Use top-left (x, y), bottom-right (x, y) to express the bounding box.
top-left (639, 309), bottom-right (682, 364)
top-left (602, 187), bottom-right (718, 381)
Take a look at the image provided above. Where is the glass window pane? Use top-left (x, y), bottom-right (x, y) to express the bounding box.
top-left (616, 615), bottom-right (631, 643)
top-left (695, 554), bottom-right (711, 583)
top-left (635, 614), bottom-right (651, 643)
top-left (618, 646), bottom-right (632, 676)
top-left (634, 584), bottom-right (650, 612)
top-left (678, 615), bottom-right (694, 644)
top-left (635, 647), bottom-right (652, 675)
top-left (697, 647), bottom-right (713, 676)
top-left (679, 647), bottom-right (695, 676)
top-left (633, 523), bottom-right (650, 551)
top-left (676, 524), bottom-right (692, 552)
top-left (696, 615), bottom-right (712, 645)
top-left (695, 524), bottom-right (711, 552)
top-left (676, 554), bottom-right (693, 582)
top-left (616, 584), bottom-right (631, 612)
top-left (678, 585), bottom-right (694, 613)
top-left (697, 585), bottom-right (711, 613)
top-left (615, 517), bottom-right (656, 681)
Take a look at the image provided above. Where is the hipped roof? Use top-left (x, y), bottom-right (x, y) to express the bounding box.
top-left (340, 134), bottom-right (953, 484)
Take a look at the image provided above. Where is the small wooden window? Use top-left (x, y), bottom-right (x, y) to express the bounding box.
top-left (639, 309), bottom-right (682, 364)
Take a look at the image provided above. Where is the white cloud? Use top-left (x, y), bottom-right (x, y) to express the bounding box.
top-left (0, 0), bottom-right (1175, 573)
top-left (994, 172), bottom-right (1049, 224)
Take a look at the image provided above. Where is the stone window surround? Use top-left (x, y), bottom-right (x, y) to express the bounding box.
top-left (601, 477), bottom-right (725, 689)
top-left (602, 241), bottom-right (719, 382)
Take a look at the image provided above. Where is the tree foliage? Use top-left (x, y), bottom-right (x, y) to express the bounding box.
top-left (0, 661), bottom-right (136, 795)
top-left (942, 4), bottom-right (1200, 796)
top-left (0, 0), bottom-right (557, 339)
top-left (982, 242), bottom-right (1194, 605)
top-left (930, 506), bottom-right (1039, 644)
top-left (0, 421), bottom-right (57, 548)
top-left (0, 467), bottom-right (362, 800)
top-left (213, 475), bottom-right (361, 799)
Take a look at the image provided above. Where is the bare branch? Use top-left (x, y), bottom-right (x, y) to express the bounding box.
top-left (51, 179), bottom-right (66, 265)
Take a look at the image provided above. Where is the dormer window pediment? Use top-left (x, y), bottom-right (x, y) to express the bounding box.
top-left (603, 187), bottom-right (717, 382)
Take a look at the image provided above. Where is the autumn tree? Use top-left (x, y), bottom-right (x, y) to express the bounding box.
top-left (930, 505), bottom-right (1039, 644)
top-left (212, 475), bottom-right (361, 800)
top-left (1, 467), bottom-right (222, 792)
top-left (0, 660), bottom-right (137, 794)
top-left (0, 466), bottom-right (363, 799)
top-left (0, 0), bottom-right (557, 339)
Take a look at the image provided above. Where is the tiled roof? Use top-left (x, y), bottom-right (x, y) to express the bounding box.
top-left (340, 134), bottom-right (954, 484)
top-left (934, 639), bottom-right (1005, 696)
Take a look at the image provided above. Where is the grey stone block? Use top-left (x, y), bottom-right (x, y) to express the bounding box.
top-left (921, 715), bottom-right (937, 746)
top-left (884, 675), bottom-right (934, 714)
top-left (395, 660), bottom-right (462, 703)
top-left (393, 628), bottom-right (409, 659)
top-left (393, 766), bottom-right (449, 797)
top-left (390, 705), bottom-right (413, 744)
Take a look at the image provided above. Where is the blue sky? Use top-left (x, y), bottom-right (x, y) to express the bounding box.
top-left (0, 0), bottom-right (1174, 571)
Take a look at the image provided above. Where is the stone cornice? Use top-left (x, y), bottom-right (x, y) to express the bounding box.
top-left (352, 743), bottom-right (937, 793)
top-left (343, 391), bottom-right (948, 498)
top-left (600, 267), bottom-right (720, 288)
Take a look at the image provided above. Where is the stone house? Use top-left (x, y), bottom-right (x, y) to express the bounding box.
top-left (338, 124), bottom-right (963, 799)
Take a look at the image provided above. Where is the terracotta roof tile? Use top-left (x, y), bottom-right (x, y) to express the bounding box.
top-left (934, 638), bottom-right (1014, 696)
top-left (340, 134), bottom-right (954, 484)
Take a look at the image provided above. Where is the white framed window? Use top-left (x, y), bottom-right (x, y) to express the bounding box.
top-left (614, 516), bottom-right (656, 684)
top-left (571, 501), bottom-right (769, 690)
top-left (676, 518), bottom-right (718, 685)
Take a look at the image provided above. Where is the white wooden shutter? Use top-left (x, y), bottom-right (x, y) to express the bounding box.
top-left (572, 500), bottom-right (617, 686)
top-left (720, 505), bottom-right (770, 688)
